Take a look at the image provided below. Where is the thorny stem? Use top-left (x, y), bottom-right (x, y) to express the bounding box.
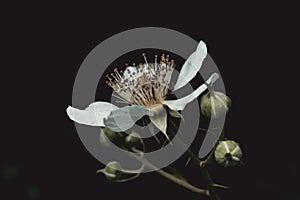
top-left (169, 120), bottom-right (221, 200)
top-left (142, 158), bottom-right (209, 196)
top-left (200, 166), bottom-right (220, 200)
top-left (130, 139), bottom-right (221, 199)
top-left (120, 148), bottom-right (209, 197)
top-left (185, 145), bottom-right (221, 200)
top-left (105, 117), bottom-right (223, 199)
top-left (183, 148), bottom-right (220, 200)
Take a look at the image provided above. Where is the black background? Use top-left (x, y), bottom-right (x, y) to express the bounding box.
top-left (1, 2), bottom-right (298, 200)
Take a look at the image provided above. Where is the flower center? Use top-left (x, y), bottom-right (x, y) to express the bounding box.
top-left (106, 54), bottom-right (175, 107)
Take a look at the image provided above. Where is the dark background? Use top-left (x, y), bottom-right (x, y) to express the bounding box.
top-left (1, 2), bottom-right (298, 200)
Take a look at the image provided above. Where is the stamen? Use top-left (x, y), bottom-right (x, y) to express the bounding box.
top-left (142, 53), bottom-right (148, 66)
top-left (155, 55), bottom-right (158, 71)
top-left (114, 68), bottom-right (122, 79)
top-left (166, 55), bottom-right (169, 62)
top-left (112, 93), bottom-right (128, 103)
top-left (111, 73), bottom-right (118, 82)
top-left (161, 54), bottom-right (165, 62)
top-left (107, 53), bottom-right (176, 107)
top-left (106, 75), bottom-right (112, 81)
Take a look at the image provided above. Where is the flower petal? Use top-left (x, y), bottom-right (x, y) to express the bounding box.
top-left (66, 102), bottom-right (119, 126)
top-left (104, 105), bottom-right (152, 132)
top-left (163, 73), bottom-right (219, 111)
top-left (173, 41), bottom-right (207, 91)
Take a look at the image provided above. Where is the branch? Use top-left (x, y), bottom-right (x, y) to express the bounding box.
top-left (143, 159), bottom-right (209, 196)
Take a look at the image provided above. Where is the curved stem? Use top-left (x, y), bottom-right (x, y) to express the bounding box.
top-left (199, 166), bottom-right (220, 200)
top-left (182, 148), bottom-right (220, 200)
top-left (142, 159), bottom-right (209, 196)
top-left (116, 173), bottom-right (141, 183)
top-left (129, 148), bottom-right (209, 196)
top-left (169, 120), bottom-right (221, 200)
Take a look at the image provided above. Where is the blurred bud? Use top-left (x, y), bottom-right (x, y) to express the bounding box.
top-left (99, 127), bottom-right (124, 147)
top-left (214, 140), bottom-right (242, 167)
top-left (99, 161), bottom-right (123, 181)
top-left (2, 164), bottom-right (20, 180)
top-left (125, 131), bottom-right (144, 152)
top-left (200, 91), bottom-right (231, 118)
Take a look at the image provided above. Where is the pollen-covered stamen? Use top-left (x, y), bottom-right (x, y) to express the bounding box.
top-left (106, 54), bottom-right (175, 107)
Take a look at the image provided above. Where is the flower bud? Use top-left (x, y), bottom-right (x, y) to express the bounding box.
top-left (99, 127), bottom-right (125, 147)
top-left (125, 131), bottom-right (144, 152)
top-left (100, 161), bottom-right (123, 181)
top-left (214, 140), bottom-right (242, 167)
top-left (200, 91), bottom-right (231, 118)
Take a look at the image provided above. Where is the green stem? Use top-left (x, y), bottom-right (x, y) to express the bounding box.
top-left (185, 149), bottom-right (220, 200)
top-left (127, 148), bottom-right (209, 196)
top-left (142, 158), bottom-right (209, 196)
top-left (200, 129), bottom-right (225, 167)
top-left (116, 173), bottom-right (141, 183)
top-left (169, 120), bottom-right (221, 200)
top-left (200, 166), bottom-right (220, 200)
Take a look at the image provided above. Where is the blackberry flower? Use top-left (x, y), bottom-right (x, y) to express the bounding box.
top-left (66, 41), bottom-right (219, 140)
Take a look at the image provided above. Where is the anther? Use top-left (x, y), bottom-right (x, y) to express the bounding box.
top-left (166, 55), bottom-right (169, 62)
top-left (106, 75), bottom-right (112, 81)
top-left (161, 54), bottom-right (166, 62)
top-left (114, 68), bottom-right (121, 78)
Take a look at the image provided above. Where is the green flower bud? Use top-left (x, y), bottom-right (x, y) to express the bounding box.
top-left (214, 140), bottom-right (242, 167)
top-left (125, 131), bottom-right (144, 152)
top-left (99, 127), bottom-right (124, 147)
top-left (200, 91), bottom-right (232, 118)
top-left (100, 161), bottom-right (123, 181)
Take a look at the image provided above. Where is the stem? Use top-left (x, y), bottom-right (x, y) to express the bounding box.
top-left (116, 173), bottom-right (141, 183)
top-left (200, 150), bottom-right (214, 167)
top-left (200, 166), bottom-right (220, 200)
top-left (128, 148), bottom-right (209, 196)
top-left (142, 159), bottom-right (209, 196)
top-left (169, 120), bottom-right (221, 200)
top-left (184, 150), bottom-right (220, 200)
top-left (200, 129), bottom-right (225, 167)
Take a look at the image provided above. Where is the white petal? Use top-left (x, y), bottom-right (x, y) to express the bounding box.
top-left (173, 41), bottom-right (207, 91)
top-left (163, 73), bottom-right (219, 111)
top-left (66, 102), bottom-right (119, 126)
top-left (149, 107), bottom-right (169, 141)
top-left (104, 105), bottom-right (152, 132)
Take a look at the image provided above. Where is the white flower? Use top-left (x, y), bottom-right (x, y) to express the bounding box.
top-left (66, 41), bottom-right (219, 140)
